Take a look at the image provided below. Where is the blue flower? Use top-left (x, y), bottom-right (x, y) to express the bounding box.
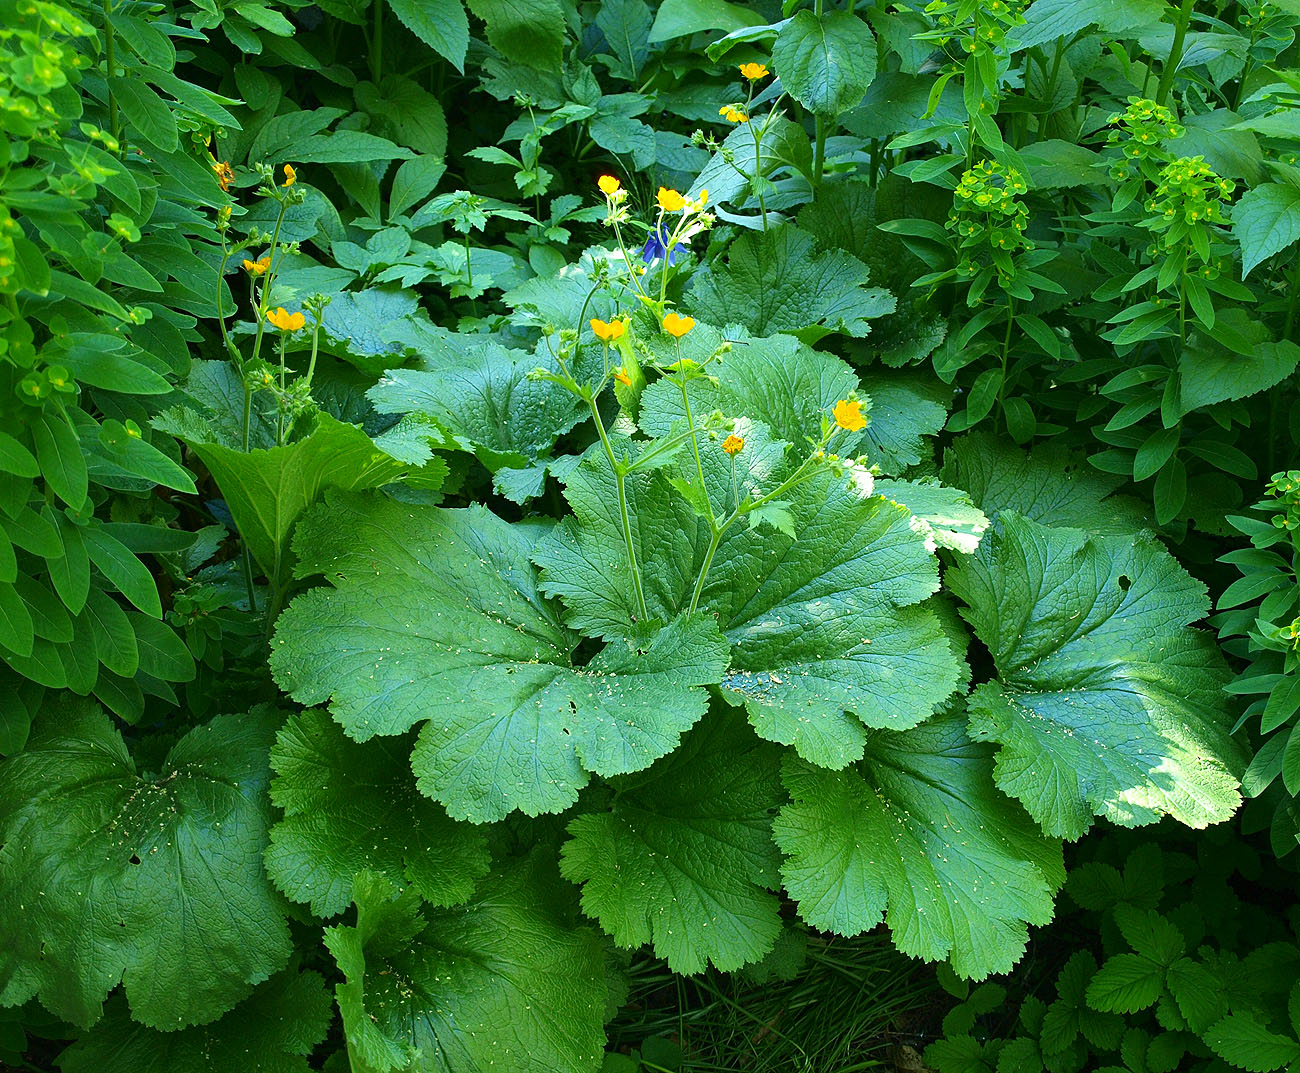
top-left (641, 224), bottom-right (687, 265)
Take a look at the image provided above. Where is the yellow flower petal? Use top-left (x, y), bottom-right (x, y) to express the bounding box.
top-left (662, 312), bottom-right (695, 338)
top-left (722, 434), bottom-right (745, 455)
top-left (614, 367), bottom-right (632, 386)
top-left (590, 317), bottom-right (626, 342)
top-left (282, 163), bottom-right (296, 187)
top-left (598, 174), bottom-right (621, 196)
top-left (833, 399), bottom-right (866, 432)
top-left (657, 187), bottom-right (687, 213)
top-left (266, 306), bottom-right (305, 332)
top-left (738, 62), bottom-right (769, 81)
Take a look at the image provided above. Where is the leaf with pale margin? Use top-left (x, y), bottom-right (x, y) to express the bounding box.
top-left (368, 335), bottom-right (586, 472)
top-left (687, 226), bottom-right (894, 343)
top-left (949, 512), bottom-right (1244, 839)
top-left (270, 492), bottom-right (729, 821)
top-left (941, 433), bottom-right (1149, 534)
top-left (561, 708), bottom-right (784, 974)
top-left (58, 972), bottom-right (333, 1073)
top-left (325, 862), bottom-right (607, 1073)
top-left (774, 709), bottom-right (1065, 980)
top-left (266, 709), bottom-right (489, 917)
top-left (0, 702), bottom-right (290, 1029)
top-left (875, 478), bottom-right (989, 554)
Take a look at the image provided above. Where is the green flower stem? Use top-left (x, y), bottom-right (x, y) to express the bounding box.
top-left (236, 190), bottom-right (289, 619)
top-left (685, 464), bottom-right (825, 615)
top-left (687, 526), bottom-right (725, 616)
top-left (1155, 0), bottom-right (1196, 105)
top-left (610, 218), bottom-right (651, 301)
top-left (624, 422), bottom-right (715, 474)
top-left (588, 395), bottom-right (650, 621)
top-left (370, 0), bottom-right (383, 83)
top-left (303, 319), bottom-right (322, 391)
top-left (659, 209), bottom-right (687, 305)
top-left (214, 240), bottom-right (237, 361)
top-left (574, 280), bottom-right (604, 339)
top-left (751, 113), bottom-right (773, 228)
top-left (678, 366), bottom-right (716, 531)
top-left (275, 332), bottom-right (287, 446)
top-left (250, 196), bottom-right (290, 368)
top-left (686, 431), bottom-right (837, 614)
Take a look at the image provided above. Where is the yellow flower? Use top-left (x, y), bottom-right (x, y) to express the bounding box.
top-left (662, 312), bottom-right (695, 338)
top-left (722, 434), bottom-right (745, 455)
top-left (614, 367), bottom-right (632, 386)
top-left (738, 62), bottom-right (769, 81)
top-left (657, 187), bottom-right (687, 212)
top-left (698, 189), bottom-right (709, 206)
top-left (833, 399), bottom-right (866, 432)
top-left (212, 159), bottom-right (234, 191)
top-left (266, 306), bottom-right (305, 332)
top-left (598, 174), bottom-right (621, 196)
top-left (243, 256), bottom-right (270, 276)
top-left (282, 163), bottom-right (297, 187)
top-left (590, 317), bottom-right (626, 342)
top-left (719, 105), bottom-right (749, 124)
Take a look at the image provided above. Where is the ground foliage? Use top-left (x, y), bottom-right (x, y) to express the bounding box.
top-left (0, 0), bottom-right (1297, 1069)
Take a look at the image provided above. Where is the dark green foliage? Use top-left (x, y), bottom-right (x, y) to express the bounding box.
top-left (0, 0), bottom-right (1297, 1068)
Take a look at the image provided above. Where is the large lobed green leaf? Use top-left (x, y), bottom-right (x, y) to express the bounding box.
top-left (707, 470), bottom-right (963, 768)
top-left (561, 708), bottom-right (785, 974)
top-left (686, 225), bottom-right (895, 343)
top-left (773, 709), bottom-right (1065, 980)
top-left (635, 328), bottom-right (945, 477)
top-left (266, 709), bottom-right (490, 917)
top-left (949, 512), bottom-right (1245, 839)
top-left (534, 435), bottom-right (963, 767)
top-left (58, 971), bottom-right (333, 1073)
top-left (270, 491), bottom-right (728, 822)
top-left (326, 861), bottom-right (607, 1073)
top-left (367, 335), bottom-right (586, 473)
top-left (941, 433), bottom-right (1148, 535)
top-left (186, 413), bottom-right (426, 595)
top-left (0, 703), bottom-right (290, 1029)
